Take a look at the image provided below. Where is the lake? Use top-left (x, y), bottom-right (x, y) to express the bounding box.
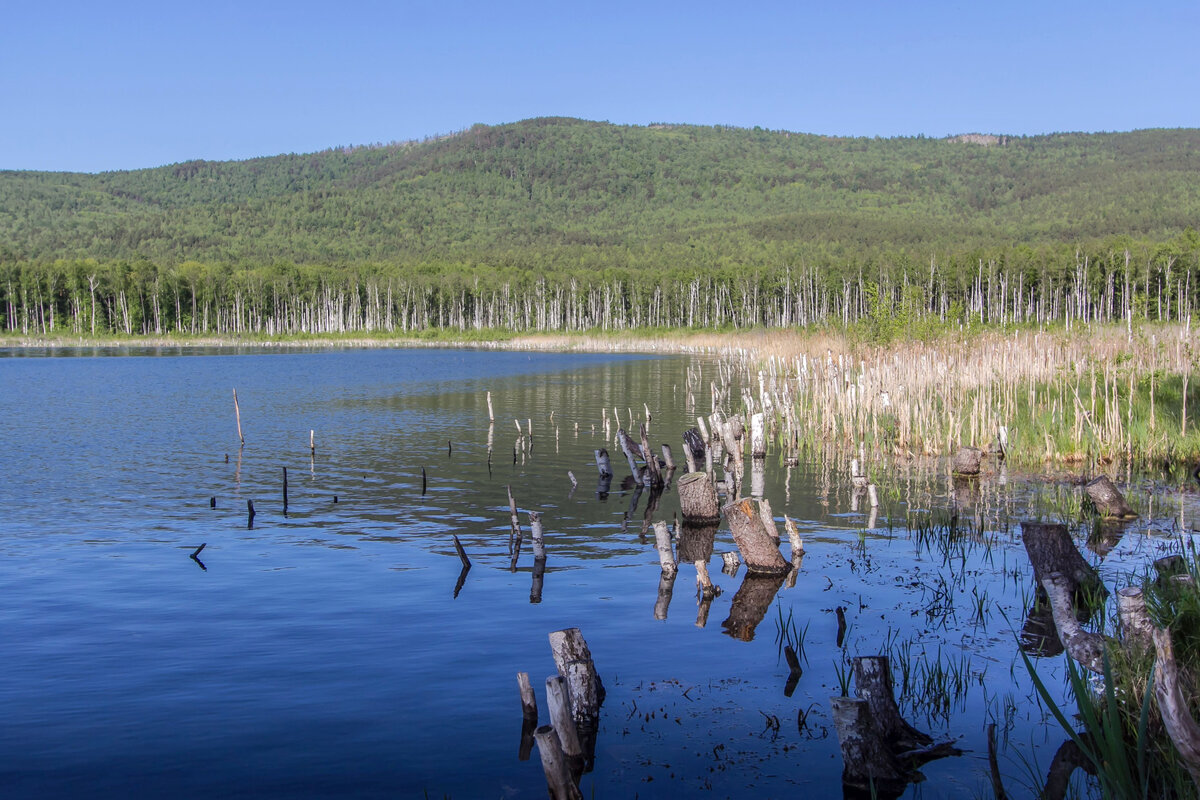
top-left (0, 346), bottom-right (1190, 798)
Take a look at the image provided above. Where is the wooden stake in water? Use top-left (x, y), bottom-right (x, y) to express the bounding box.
top-left (282, 466), bottom-right (288, 511)
top-left (517, 671), bottom-right (538, 721)
top-left (233, 388), bottom-right (244, 445)
top-left (486, 391), bottom-right (494, 423)
top-left (309, 429), bottom-right (315, 455)
top-left (247, 499), bottom-right (256, 528)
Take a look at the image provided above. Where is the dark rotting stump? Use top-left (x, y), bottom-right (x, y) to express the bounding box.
top-left (951, 446), bottom-right (983, 476)
top-left (1020, 521), bottom-right (1105, 602)
top-left (1084, 475), bottom-right (1136, 518)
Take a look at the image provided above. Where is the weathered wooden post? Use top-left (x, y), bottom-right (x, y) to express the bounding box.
top-left (1021, 521), bottom-right (1104, 600)
top-left (547, 628), bottom-right (602, 727)
top-left (1117, 586), bottom-right (1154, 651)
top-left (486, 390), bottom-right (494, 423)
top-left (232, 388), bottom-right (244, 445)
top-left (639, 424), bottom-right (663, 489)
top-left (661, 444), bottom-right (675, 471)
top-left (852, 656), bottom-right (932, 750)
top-left (1041, 572), bottom-right (1107, 672)
top-left (723, 498), bottom-right (789, 575)
top-left (518, 672), bottom-right (538, 721)
top-left (282, 466), bottom-right (288, 511)
top-left (247, 498), bottom-right (255, 528)
top-left (1153, 627), bottom-right (1200, 789)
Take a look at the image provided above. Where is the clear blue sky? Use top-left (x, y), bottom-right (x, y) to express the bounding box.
top-left (3, 0), bottom-right (1196, 173)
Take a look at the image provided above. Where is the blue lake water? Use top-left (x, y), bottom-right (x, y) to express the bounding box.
top-left (0, 346), bottom-right (1185, 798)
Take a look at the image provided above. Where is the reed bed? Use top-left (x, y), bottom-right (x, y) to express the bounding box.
top-left (709, 323), bottom-right (1198, 467)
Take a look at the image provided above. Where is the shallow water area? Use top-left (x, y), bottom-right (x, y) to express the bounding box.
top-left (1, 345), bottom-right (1196, 799)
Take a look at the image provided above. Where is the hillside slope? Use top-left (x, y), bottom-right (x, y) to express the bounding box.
top-left (2, 118), bottom-right (1198, 265)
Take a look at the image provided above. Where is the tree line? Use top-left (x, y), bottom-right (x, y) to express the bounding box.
top-left (4, 235), bottom-right (1196, 337)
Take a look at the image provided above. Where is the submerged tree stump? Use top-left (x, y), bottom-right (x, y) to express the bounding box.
top-left (1084, 475), bottom-right (1136, 518)
top-left (951, 446), bottom-right (983, 476)
top-left (677, 472), bottom-right (720, 523)
top-left (749, 412), bottom-right (766, 458)
top-left (722, 498), bottom-right (790, 575)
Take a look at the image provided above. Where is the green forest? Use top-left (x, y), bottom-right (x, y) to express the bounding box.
top-left (1, 117), bottom-right (1198, 336)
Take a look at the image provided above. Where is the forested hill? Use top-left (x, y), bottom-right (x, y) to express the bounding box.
top-left (2, 118), bottom-right (1199, 266)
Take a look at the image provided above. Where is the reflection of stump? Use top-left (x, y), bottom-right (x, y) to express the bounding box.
top-left (723, 498), bottom-right (790, 575)
top-left (852, 656), bottom-right (932, 750)
top-left (677, 472), bottom-right (720, 523)
top-left (1042, 739), bottom-right (1095, 800)
top-left (952, 446), bottom-right (983, 476)
top-left (1084, 475), bottom-right (1135, 518)
top-left (952, 476), bottom-right (980, 509)
top-left (676, 521), bottom-right (716, 563)
top-left (1019, 599), bottom-right (1066, 658)
top-left (721, 572), bottom-right (786, 641)
top-left (1086, 518), bottom-right (1129, 557)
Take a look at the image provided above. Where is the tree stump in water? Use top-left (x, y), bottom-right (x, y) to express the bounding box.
top-left (830, 697), bottom-right (908, 797)
top-left (1117, 586), bottom-right (1154, 652)
top-left (548, 628), bottom-right (603, 725)
top-left (749, 412), bottom-right (766, 458)
top-left (833, 655), bottom-right (960, 797)
top-left (1021, 521), bottom-right (1104, 600)
top-left (723, 498), bottom-right (790, 575)
top-left (677, 472), bottom-right (720, 523)
top-left (1084, 475), bottom-right (1135, 518)
top-left (951, 446), bottom-right (983, 476)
